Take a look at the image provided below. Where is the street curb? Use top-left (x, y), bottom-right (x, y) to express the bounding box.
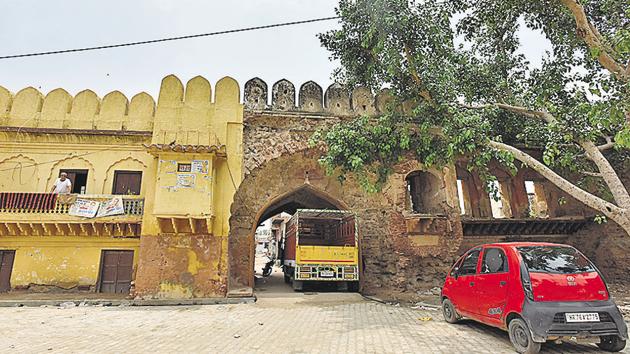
top-left (0, 297), bottom-right (257, 308)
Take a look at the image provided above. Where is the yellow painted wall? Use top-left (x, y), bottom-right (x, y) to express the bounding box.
top-left (0, 236), bottom-right (140, 289)
top-left (0, 74), bottom-right (243, 297)
top-left (141, 75), bottom-right (243, 238)
top-left (0, 133), bottom-right (153, 195)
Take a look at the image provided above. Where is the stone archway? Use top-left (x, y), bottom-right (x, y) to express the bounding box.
top-left (227, 148), bottom-right (463, 297)
top-left (226, 150), bottom-right (353, 296)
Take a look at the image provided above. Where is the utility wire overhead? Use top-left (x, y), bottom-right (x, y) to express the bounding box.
top-left (0, 16), bottom-right (340, 60)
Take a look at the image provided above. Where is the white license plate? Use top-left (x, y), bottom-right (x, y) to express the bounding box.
top-left (320, 270), bottom-right (334, 277)
top-left (565, 313), bottom-right (600, 323)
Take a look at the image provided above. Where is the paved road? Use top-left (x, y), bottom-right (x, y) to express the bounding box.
top-left (0, 290), bottom-right (628, 354)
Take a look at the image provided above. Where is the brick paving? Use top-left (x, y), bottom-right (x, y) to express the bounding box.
top-left (0, 291), bottom-right (628, 354)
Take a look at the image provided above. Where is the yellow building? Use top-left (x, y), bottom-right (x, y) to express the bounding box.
top-left (0, 75), bottom-right (243, 298)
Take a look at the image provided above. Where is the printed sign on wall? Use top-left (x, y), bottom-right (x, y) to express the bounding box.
top-left (68, 199), bottom-right (100, 218)
top-left (177, 163), bottom-right (192, 172)
top-left (96, 196), bottom-right (125, 218)
top-left (191, 160), bottom-right (209, 174)
top-left (176, 173), bottom-right (196, 188)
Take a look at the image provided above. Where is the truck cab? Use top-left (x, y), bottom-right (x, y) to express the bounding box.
top-left (281, 209), bottom-right (359, 291)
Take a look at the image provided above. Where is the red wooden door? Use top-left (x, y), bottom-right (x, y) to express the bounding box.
top-left (113, 171), bottom-right (142, 195)
top-left (99, 250), bottom-right (134, 294)
top-left (0, 250), bottom-right (15, 292)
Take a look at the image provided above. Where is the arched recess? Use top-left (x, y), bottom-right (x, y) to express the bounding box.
top-left (46, 156), bottom-right (96, 193)
top-left (101, 156), bottom-right (148, 194)
top-left (227, 150), bottom-right (356, 295)
top-left (0, 154), bottom-right (39, 192)
top-left (404, 170), bottom-right (448, 214)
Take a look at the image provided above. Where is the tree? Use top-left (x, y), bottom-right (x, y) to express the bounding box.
top-left (314, 0), bottom-right (630, 234)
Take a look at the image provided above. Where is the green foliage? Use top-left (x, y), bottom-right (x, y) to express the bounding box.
top-left (315, 0), bottom-right (629, 192)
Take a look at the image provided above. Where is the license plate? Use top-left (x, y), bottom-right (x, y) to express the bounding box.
top-left (565, 313), bottom-right (600, 322)
top-left (320, 270), bottom-right (334, 277)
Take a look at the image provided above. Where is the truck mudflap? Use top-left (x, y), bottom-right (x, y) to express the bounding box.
top-left (520, 298), bottom-right (628, 343)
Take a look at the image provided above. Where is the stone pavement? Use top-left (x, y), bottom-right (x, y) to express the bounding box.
top-left (0, 291), bottom-right (628, 354)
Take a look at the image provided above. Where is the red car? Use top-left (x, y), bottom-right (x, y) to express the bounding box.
top-left (441, 242), bottom-right (628, 354)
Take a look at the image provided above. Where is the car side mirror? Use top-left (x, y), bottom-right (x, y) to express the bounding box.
top-left (453, 267), bottom-right (460, 279)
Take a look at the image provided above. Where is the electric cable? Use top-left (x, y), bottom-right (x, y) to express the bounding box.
top-left (0, 16), bottom-right (340, 60)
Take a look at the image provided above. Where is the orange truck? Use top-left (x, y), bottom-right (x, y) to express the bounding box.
top-left (281, 209), bottom-right (359, 291)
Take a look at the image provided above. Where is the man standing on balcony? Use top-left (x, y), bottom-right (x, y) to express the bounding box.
top-left (51, 172), bottom-right (72, 194)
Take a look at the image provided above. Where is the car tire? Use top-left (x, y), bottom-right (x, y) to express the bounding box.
top-left (442, 298), bottom-right (461, 324)
top-left (508, 318), bottom-right (541, 354)
top-left (597, 336), bottom-right (626, 352)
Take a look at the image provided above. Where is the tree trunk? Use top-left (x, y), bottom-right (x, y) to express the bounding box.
top-left (579, 140), bottom-right (630, 210)
top-left (489, 141), bottom-right (630, 236)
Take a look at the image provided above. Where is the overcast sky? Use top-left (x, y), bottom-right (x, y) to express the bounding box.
top-left (0, 0), bottom-right (341, 98)
top-left (0, 0), bottom-right (550, 100)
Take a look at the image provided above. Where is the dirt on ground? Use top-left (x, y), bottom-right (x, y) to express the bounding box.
top-left (366, 282), bottom-right (630, 321)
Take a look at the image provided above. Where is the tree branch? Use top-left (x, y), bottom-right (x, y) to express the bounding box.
top-left (459, 102), bottom-right (556, 123)
top-left (488, 140), bottom-right (625, 217)
top-left (579, 139), bottom-right (630, 209)
top-left (597, 136), bottom-right (615, 151)
top-left (581, 171), bottom-right (603, 177)
top-left (403, 43), bottom-right (436, 106)
top-left (558, 0), bottom-right (627, 82)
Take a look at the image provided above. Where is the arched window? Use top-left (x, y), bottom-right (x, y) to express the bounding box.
top-left (405, 171), bottom-right (445, 214)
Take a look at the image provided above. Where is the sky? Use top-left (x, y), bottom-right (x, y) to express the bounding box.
top-left (0, 0), bottom-right (341, 98)
top-left (0, 1), bottom-right (551, 100)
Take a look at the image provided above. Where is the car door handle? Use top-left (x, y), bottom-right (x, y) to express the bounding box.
top-left (469, 281), bottom-right (475, 286)
top-left (500, 281), bottom-right (507, 286)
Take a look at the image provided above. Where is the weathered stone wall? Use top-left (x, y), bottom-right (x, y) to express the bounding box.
top-left (134, 234), bottom-right (227, 299)
top-left (228, 111), bottom-right (463, 296)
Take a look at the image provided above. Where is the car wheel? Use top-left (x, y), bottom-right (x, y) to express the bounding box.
top-left (442, 298), bottom-right (460, 324)
top-left (508, 318), bottom-right (541, 354)
top-left (597, 336), bottom-right (626, 352)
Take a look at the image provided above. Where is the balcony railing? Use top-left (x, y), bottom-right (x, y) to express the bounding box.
top-left (0, 192), bottom-right (144, 216)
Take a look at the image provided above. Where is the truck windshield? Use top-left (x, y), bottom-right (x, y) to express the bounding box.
top-left (517, 246), bottom-right (595, 274)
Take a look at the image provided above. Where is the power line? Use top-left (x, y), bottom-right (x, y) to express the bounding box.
top-left (0, 16), bottom-right (340, 60)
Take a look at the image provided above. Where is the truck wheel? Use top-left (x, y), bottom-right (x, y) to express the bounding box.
top-left (292, 280), bottom-right (303, 291)
top-left (348, 281), bottom-right (360, 292)
top-left (441, 298), bottom-right (461, 324)
top-left (597, 336), bottom-right (626, 352)
top-left (508, 318), bottom-right (541, 354)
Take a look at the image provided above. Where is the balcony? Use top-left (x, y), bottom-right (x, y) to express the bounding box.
top-left (0, 193), bottom-right (143, 237)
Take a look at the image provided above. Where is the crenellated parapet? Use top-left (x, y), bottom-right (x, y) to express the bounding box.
top-left (151, 75), bottom-right (242, 147)
top-left (0, 76), bottom-right (390, 135)
top-left (244, 78), bottom-right (391, 116)
top-left (0, 85), bottom-right (155, 131)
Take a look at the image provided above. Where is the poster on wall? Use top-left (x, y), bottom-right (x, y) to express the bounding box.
top-left (176, 173), bottom-right (196, 188)
top-left (68, 199), bottom-right (100, 218)
top-left (96, 196), bottom-right (125, 218)
top-left (191, 160), bottom-right (209, 174)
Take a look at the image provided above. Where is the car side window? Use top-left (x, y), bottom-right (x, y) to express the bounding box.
top-left (449, 256), bottom-right (464, 276)
top-left (458, 249), bottom-right (481, 276)
top-left (481, 248), bottom-right (508, 273)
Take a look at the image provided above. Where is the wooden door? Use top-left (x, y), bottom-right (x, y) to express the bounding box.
top-left (98, 250), bottom-right (134, 294)
top-left (113, 171), bottom-right (142, 195)
top-left (0, 250), bottom-right (15, 292)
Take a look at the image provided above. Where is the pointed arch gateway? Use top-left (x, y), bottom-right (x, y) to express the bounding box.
top-left (227, 164), bottom-right (355, 296)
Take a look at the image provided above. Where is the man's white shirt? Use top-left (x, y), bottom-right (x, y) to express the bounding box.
top-left (53, 178), bottom-right (72, 194)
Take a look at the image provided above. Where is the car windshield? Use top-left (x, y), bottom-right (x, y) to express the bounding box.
top-left (517, 246), bottom-right (595, 274)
